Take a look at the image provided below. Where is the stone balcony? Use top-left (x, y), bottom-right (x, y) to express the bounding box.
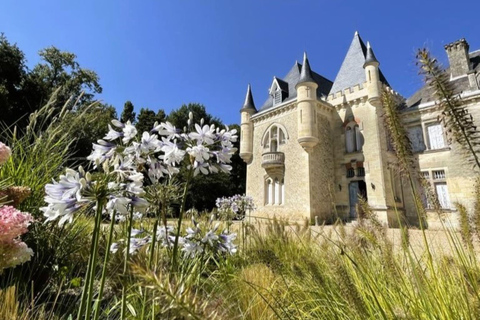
top-left (262, 152), bottom-right (285, 176)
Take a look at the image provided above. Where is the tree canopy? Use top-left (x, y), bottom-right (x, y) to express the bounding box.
top-left (0, 34), bottom-right (102, 129)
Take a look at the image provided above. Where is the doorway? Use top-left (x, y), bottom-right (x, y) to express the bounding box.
top-left (349, 180), bottom-right (367, 218)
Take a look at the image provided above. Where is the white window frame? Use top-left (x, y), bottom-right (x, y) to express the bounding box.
top-left (421, 169), bottom-right (451, 209)
top-left (405, 121), bottom-right (448, 153)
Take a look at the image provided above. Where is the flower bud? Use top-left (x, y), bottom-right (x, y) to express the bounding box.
top-left (200, 118), bottom-right (204, 125)
top-left (188, 112), bottom-right (193, 120)
top-left (187, 119), bottom-right (192, 126)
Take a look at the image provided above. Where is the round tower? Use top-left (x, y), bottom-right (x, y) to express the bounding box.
top-left (239, 84), bottom-right (256, 163)
top-left (363, 41), bottom-right (381, 105)
top-left (295, 52), bottom-right (319, 151)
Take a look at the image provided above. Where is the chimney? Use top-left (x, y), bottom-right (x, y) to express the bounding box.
top-left (444, 38), bottom-right (471, 78)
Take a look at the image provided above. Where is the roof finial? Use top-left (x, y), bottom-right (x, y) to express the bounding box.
top-left (240, 84), bottom-right (257, 113)
top-left (298, 51), bottom-right (315, 84)
top-left (354, 30), bottom-right (359, 36)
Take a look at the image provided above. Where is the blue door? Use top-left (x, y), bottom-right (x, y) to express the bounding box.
top-left (349, 182), bottom-right (359, 218)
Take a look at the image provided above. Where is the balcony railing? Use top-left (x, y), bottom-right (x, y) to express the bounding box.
top-left (261, 152), bottom-right (285, 169)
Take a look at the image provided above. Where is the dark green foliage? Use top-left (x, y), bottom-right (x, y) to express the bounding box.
top-left (417, 48), bottom-right (480, 169)
top-left (135, 107), bottom-right (166, 133)
top-left (0, 33), bottom-right (102, 130)
top-left (57, 103), bottom-right (117, 167)
top-left (0, 33), bottom-right (26, 126)
top-left (167, 103), bottom-right (223, 129)
top-left (120, 101), bottom-right (136, 123)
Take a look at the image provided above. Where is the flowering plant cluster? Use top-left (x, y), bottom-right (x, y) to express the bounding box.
top-left (41, 116), bottom-right (239, 320)
top-left (42, 117), bottom-right (238, 225)
top-left (111, 215), bottom-right (237, 257)
top-left (216, 194), bottom-right (255, 220)
top-left (0, 205), bottom-right (34, 273)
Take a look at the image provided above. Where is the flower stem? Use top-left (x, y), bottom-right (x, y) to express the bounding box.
top-left (121, 205), bottom-right (135, 320)
top-left (93, 210), bottom-right (116, 320)
top-left (141, 218), bottom-right (158, 320)
top-left (84, 198), bottom-right (106, 320)
top-left (77, 198), bottom-right (104, 320)
top-left (172, 167), bottom-right (194, 270)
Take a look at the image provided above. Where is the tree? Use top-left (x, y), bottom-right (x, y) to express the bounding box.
top-left (135, 107), bottom-right (166, 133)
top-left (0, 34), bottom-right (27, 127)
top-left (167, 103), bottom-right (223, 130)
top-left (0, 33), bottom-right (102, 129)
top-left (120, 101), bottom-right (136, 123)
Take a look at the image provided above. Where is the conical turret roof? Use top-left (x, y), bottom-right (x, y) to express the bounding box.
top-left (240, 84), bottom-right (257, 113)
top-left (298, 52), bottom-right (315, 84)
top-left (363, 41), bottom-right (379, 67)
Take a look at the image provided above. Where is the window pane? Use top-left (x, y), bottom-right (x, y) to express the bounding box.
top-left (354, 126), bottom-right (362, 151)
top-left (407, 125), bottom-right (426, 152)
top-left (345, 128), bottom-right (354, 153)
top-left (428, 124), bottom-right (446, 150)
top-left (435, 183), bottom-right (451, 209)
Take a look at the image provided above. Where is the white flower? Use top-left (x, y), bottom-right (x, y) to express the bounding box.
top-left (189, 124), bottom-right (215, 145)
top-left (87, 140), bottom-right (116, 165)
top-left (140, 132), bottom-right (161, 153)
top-left (153, 122), bottom-right (179, 140)
top-left (193, 161), bottom-right (210, 176)
top-left (106, 196), bottom-right (131, 215)
top-left (182, 240), bottom-right (203, 258)
top-left (187, 144), bottom-right (210, 163)
top-left (201, 228), bottom-right (219, 247)
top-left (122, 121), bottom-right (137, 144)
top-left (161, 139), bottom-right (186, 166)
top-left (110, 243), bottom-right (119, 253)
top-left (104, 124), bottom-right (123, 141)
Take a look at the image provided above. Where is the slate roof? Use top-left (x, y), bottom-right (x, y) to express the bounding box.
top-left (405, 50), bottom-right (480, 109)
top-left (259, 62), bottom-right (333, 112)
top-left (240, 84), bottom-right (257, 113)
top-left (329, 32), bottom-right (389, 95)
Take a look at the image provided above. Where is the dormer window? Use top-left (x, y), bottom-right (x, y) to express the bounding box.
top-left (269, 77), bottom-right (288, 106)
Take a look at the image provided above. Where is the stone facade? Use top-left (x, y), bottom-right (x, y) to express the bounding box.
top-left (240, 33), bottom-right (480, 228)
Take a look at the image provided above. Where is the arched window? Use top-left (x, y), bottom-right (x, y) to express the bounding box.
top-left (345, 122), bottom-right (363, 153)
top-left (265, 177), bottom-right (284, 205)
top-left (262, 124), bottom-right (288, 151)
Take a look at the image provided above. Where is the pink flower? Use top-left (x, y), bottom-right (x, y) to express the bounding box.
top-left (0, 142), bottom-right (11, 165)
top-left (0, 206), bottom-right (34, 273)
top-left (0, 206), bottom-right (33, 243)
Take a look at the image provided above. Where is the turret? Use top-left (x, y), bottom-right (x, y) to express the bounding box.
top-left (295, 52), bottom-right (319, 151)
top-left (363, 41), bottom-right (381, 105)
top-left (240, 84), bottom-right (256, 163)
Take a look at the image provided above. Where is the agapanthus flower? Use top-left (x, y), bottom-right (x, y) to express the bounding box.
top-left (153, 121), bottom-right (180, 140)
top-left (104, 124), bottom-right (123, 141)
top-left (160, 139), bottom-right (186, 166)
top-left (122, 121), bottom-right (138, 144)
top-left (189, 124), bottom-right (215, 145)
top-left (41, 167), bottom-right (92, 226)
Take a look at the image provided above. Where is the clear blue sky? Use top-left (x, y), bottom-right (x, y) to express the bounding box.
top-left (1, 0), bottom-right (478, 125)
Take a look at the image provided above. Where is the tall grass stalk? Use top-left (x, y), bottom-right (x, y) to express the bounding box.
top-left (120, 206), bottom-right (135, 320)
